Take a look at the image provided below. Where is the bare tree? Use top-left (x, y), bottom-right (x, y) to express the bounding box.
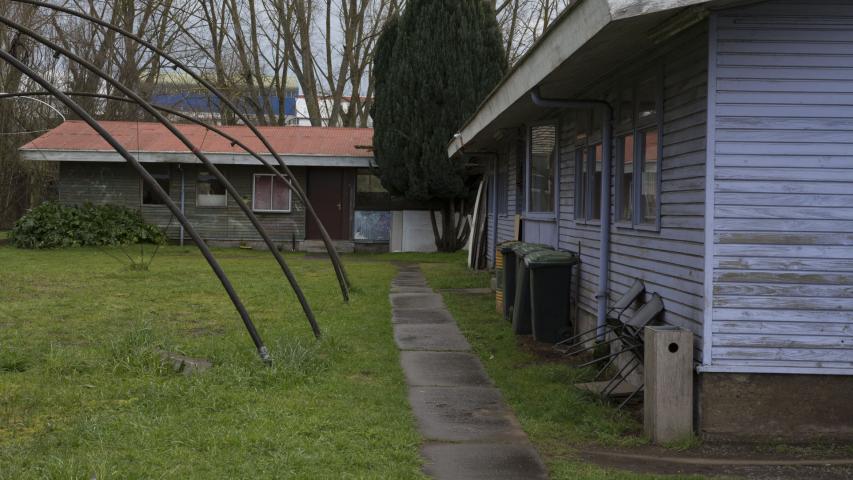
top-left (497, 0), bottom-right (571, 65)
top-left (0, 1), bottom-right (62, 227)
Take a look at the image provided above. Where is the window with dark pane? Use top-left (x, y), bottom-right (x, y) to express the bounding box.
top-left (497, 160), bottom-right (508, 215)
top-left (640, 128), bottom-right (659, 224)
top-left (618, 85), bottom-right (634, 126)
top-left (253, 174), bottom-right (291, 212)
top-left (575, 148), bottom-right (587, 219)
top-left (141, 166), bottom-right (170, 205)
top-left (196, 170), bottom-right (227, 207)
top-left (590, 143), bottom-right (603, 220)
top-left (618, 134), bottom-right (635, 222)
top-left (636, 77), bottom-right (657, 125)
top-left (528, 125), bottom-right (556, 213)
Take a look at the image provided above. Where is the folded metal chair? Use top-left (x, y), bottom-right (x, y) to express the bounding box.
top-left (554, 279), bottom-right (646, 355)
top-left (592, 294), bottom-right (665, 409)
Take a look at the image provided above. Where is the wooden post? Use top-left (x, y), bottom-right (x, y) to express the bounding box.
top-left (644, 326), bottom-right (693, 444)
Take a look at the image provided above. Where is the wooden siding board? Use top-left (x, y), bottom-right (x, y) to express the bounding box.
top-left (549, 23), bottom-right (710, 357)
top-left (709, 1), bottom-right (853, 374)
top-left (57, 162), bottom-right (307, 244)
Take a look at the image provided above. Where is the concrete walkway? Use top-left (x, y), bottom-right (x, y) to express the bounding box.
top-left (390, 264), bottom-right (549, 480)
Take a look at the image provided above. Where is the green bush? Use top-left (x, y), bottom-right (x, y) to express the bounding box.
top-left (9, 202), bottom-right (166, 249)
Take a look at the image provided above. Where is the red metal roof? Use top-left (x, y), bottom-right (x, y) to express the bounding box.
top-left (20, 120), bottom-right (373, 158)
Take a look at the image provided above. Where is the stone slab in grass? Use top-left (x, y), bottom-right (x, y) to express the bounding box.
top-left (391, 279), bottom-right (429, 288)
top-left (421, 442), bottom-right (548, 480)
top-left (392, 308), bottom-right (455, 325)
top-left (408, 386), bottom-right (527, 443)
top-left (393, 324), bottom-right (471, 351)
top-left (400, 352), bottom-right (491, 387)
top-left (390, 286), bottom-right (434, 294)
top-left (389, 293), bottom-right (444, 310)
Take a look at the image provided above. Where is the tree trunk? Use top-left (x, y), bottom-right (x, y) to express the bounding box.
top-left (429, 198), bottom-right (470, 252)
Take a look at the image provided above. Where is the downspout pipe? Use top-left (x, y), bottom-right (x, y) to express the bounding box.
top-left (530, 87), bottom-right (613, 335)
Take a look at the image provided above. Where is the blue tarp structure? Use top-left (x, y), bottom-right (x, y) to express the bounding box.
top-left (151, 93), bottom-right (296, 116)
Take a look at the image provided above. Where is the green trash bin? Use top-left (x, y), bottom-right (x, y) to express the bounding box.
top-left (511, 243), bottom-right (552, 334)
top-left (525, 250), bottom-right (579, 343)
top-left (499, 241), bottom-right (523, 322)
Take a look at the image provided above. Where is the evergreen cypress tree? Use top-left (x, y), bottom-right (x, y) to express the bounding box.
top-left (372, 0), bottom-right (507, 251)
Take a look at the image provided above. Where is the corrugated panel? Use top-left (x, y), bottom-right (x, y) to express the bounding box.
top-left (710, 0), bottom-right (853, 373)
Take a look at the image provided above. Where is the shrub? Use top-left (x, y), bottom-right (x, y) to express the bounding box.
top-left (9, 202), bottom-right (166, 249)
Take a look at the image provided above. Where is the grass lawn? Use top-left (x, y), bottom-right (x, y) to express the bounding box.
top-left (0, 244), bottom-right (710, 479)
top-left (420, 259), bottom-right (707, 480)
top-left (0, 245), bottom-right (424, 479)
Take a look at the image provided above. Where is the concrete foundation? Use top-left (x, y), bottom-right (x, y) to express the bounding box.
top-left (698, 373), bottom-right (853, 442)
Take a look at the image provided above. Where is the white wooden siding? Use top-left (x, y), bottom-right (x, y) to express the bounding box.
top-left (708, 0), bottom-right (853, 374)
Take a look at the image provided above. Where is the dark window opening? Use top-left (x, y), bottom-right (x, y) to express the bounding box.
top-left (142, 166), bottom-right (170, 206)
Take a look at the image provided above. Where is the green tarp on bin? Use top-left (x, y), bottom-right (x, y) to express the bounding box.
top-left (499, 241), bottom-right (523, 322)
top-left (511, 243), bottom-right (552, 335)
top-left (525, 250), bottom-right (579, 343)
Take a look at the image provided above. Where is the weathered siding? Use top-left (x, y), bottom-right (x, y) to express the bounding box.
top-left (709, 1), bottom-right (853, 373)
top-left (558, 23), bottom-right (709, 356)
top-left (58, 162), bottom-right (307, 245)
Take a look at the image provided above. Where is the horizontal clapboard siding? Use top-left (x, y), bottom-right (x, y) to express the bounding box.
top-left (709, 0), bottom-right (853, 373)
top-left (556, 23), bottom-right (709, 357)
top-left (58, 162), bottom-right (306, 244)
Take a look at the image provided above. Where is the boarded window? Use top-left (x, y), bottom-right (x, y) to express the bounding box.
top-left (196, 170), bottom-right (227, 208)
top-left (253, 174), bottom-right (291, 212)
top-left (528, 125), bottom-right (556, 213)
top-left (141, 166), bottom-right (170, 206)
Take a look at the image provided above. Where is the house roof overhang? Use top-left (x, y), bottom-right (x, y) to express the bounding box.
top-left (19, 149), bottom-right (375, 168)
top-left (447, 0), bottom-right (742, 158)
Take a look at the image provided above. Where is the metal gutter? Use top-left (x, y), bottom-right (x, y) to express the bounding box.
top-left (530, 87), bottom-right (613, 335)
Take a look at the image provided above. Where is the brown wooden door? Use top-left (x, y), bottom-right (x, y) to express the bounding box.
top-left (306, 168), bottom-right (352, 240)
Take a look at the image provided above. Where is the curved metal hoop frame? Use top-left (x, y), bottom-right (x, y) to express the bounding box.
top-left (0, 47), bottom-right (275, 363)
top-left (0, 16), bottom-right (322, 341)
top-left (10, 0), bottom-right (351, 301)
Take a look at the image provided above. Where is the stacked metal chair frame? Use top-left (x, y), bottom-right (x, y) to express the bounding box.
top-left (557, 279), bottom-right (665, 409)
top-left (554, 279), bottom-right (647, 355)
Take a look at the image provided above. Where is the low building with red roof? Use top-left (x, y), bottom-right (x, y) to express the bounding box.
top-left (19, 120), bottom-right (432, 252)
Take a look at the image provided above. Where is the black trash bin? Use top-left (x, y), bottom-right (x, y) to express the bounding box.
top-left (499, 241), bottom-right (523, 321)
top-left (526, 250), bottom-right (579, 343)
top-left (511, 243), bottom-right (552, 334)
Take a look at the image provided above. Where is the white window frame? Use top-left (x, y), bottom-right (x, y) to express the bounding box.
top-left (252, 173), bottom-right (292, 213)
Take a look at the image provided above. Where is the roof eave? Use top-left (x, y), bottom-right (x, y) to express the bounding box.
top-left (19, 149), bottom-right (375, 168)
top-left (447, 0), bottom-right (714, 159)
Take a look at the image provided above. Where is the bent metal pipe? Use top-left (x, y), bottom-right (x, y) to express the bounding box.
top-left (0, 16), bottom-right (322, 339)
top-left (0, 48), bottom-right (273, 363)
top-left (1, 90), bottom-right (327, 337)
top-left (10, 0), bottom-right (351, 301)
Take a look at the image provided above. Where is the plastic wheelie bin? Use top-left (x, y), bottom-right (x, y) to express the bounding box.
top-left (510, 243), bottom-right (552, 334)
top-left (525, 250), bottom-right (579, 343)
top-left (497, 241), bottom-right (523, 320)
